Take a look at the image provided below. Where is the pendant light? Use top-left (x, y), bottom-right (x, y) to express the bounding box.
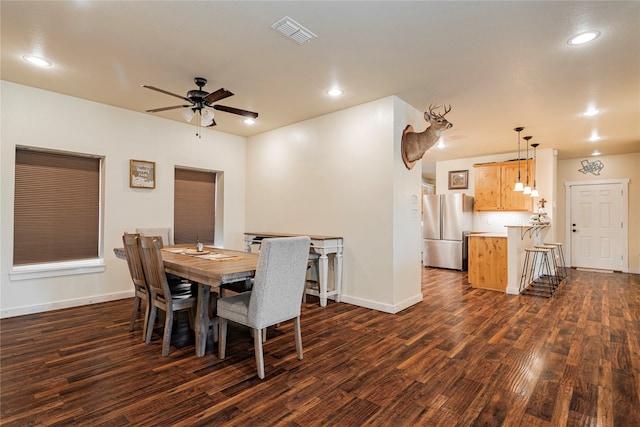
top-left (522, 136), bottom-right (532, 194)
top-left (513, 127), bottom-right (524, 191)
top-left (530, 143), bottom-right (540, 197)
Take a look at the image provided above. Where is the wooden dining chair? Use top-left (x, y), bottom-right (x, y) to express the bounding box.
top-left (123, 233), bottom-right (192, 338)
top-left (122, 233), bottom-right (150, 337)
top-left (136, 227), bottom-right (174, 245)
top-left (138, 236), bottom-right (197, 357)
top-left (217, 236), bottom-right (311, 379)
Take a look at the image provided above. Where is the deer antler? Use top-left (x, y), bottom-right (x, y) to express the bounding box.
top-left (427, 104), bottom-right (451, 118)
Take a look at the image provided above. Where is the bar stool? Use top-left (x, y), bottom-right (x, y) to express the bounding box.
top-left (544, 242), bottom-right (567, 280)
top-left (519, 248), bottom-right (559, 297)
top-left (535, 245), bottom-right (563, 286)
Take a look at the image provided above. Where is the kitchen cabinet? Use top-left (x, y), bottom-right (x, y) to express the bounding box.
top-left (468, 234), bottom-right (507, 291)
top-left (473, 160), bottom-right (533, 211)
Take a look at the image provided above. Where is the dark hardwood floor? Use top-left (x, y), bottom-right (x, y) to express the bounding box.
top-left (1, 268), bottom-right (639, 426)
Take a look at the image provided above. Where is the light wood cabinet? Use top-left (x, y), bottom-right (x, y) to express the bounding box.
top-left (473, 160), bottom-right (533, 212)
top-left (468, 235), bottom-right (507, 291)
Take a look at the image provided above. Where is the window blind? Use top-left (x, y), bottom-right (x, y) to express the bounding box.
top-left (14, 148), bottom-right (100, 265)
top-left (174, 168), bottom-right (216, 245)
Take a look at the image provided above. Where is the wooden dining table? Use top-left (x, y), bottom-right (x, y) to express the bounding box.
top-left (115, 244), bottom-right (259, 357)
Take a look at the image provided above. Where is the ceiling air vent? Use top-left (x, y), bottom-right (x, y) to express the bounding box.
top-left (271, 16), bottom-right (317, 44)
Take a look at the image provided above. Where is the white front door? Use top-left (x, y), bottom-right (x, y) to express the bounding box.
top-left (569, 183), bottom-right (624, 271)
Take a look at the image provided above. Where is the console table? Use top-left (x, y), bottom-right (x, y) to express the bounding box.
top-left (244, 232), bottom-right (343, 307)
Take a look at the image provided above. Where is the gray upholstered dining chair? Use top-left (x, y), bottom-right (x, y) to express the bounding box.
top-left (217, 236), bottom-right (311, 379)
top-left (138, 236), bottom-right (197, 357)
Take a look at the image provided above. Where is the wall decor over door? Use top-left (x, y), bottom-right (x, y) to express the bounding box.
top-left (578, 159), bottom-right (604, 175)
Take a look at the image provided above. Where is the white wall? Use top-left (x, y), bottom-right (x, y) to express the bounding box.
top-left (245, 96), bottom-right (424, 312)
top-left (1, 81), bottom-right (247, 317)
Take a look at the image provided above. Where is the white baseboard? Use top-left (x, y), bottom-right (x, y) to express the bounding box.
top-left (340, 292), bottom-right (423, 314)
top-left (1, 290), bottom-right (134, 319)
top-left (506, 286), bottom-right (520, 295)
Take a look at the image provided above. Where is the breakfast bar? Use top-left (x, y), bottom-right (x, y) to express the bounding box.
top-left (468, 224), bottom-right (550, 293)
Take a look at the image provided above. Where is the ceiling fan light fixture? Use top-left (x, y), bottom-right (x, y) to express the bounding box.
top-left (200, 109), bottom-right (214, 127)
top-left (183, 109), bottom-right (195, 123)
top-left (143, 77), bottom-right (259, 130)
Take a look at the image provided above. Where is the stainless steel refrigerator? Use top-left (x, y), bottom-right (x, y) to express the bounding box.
top-left (423, 193), bottom-right (474, 270)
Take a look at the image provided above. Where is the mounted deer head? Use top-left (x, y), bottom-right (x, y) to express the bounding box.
top-left (401, 104), bottom-right (453, 170)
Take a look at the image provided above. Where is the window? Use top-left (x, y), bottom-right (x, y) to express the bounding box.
top-left (13, 147), bottom-right (102, 267)
top-left (174, 168), bottom-right (216, 245)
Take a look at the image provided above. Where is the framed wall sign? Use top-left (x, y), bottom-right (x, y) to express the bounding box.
top-left (448, 170), bottom-right (468, 190)
top-left (130, 159), bottom-right (156, 189)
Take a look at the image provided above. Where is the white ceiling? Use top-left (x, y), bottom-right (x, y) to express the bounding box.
top-left (2, 1), bottom-right (639, 176)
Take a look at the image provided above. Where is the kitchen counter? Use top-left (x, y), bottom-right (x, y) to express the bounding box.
top-left (469, 232), bottom-right (507, 238)
top-left (468, 224), bottom-right (550, 293)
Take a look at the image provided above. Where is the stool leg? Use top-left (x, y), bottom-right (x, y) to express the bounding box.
top-left (532, 252), bottom-right (542, 283)
top-left (541, 253), bottom-right (554, 297)
top-left (557, 245), bottom-right (567, 279)
top-left (548, 247), bottom-right (559, 286)
top-left (520, 251), bottom-right (531, 293)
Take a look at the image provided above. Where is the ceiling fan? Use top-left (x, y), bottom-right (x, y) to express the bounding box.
top-left (142, 77), bottom-right (258, 128)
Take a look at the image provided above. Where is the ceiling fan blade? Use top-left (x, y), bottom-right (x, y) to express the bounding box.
top-left (213, 104), bottom-right (259, 119)
top-left (146, 105), bottom-right (191, 113)
top-left (142, 85), bottom-right (190, 102)
top-left (204, 88), bottom-right (234, 104)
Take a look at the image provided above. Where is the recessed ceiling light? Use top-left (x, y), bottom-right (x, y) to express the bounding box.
top-left (568, 31), bottom-right (601, 46)
top-left (244, 118), bottom-right (256, 125)
top-left (437, 137), bottom-right (445, 148)
top-left (23, 55), bottom-right (52, 67)
top-left (592, 150), bottom-right (601, 156)
top-left (589, 131), bottom-right (601, 142)
top-left (583, 107), bottom-right (600, 116)
top-left (327, 88), bottom-right (343, 97)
